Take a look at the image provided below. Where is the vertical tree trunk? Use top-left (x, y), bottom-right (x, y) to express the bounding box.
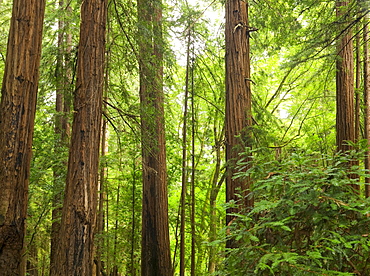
top-left (335, 1), bottom-right (358, 191)
top-left (105, 183), bottom-right (112, 274)
top-left (336, 1), bottom-right (355, 153)
top-left (180, 29), bottom-right (192, 276)
top-left (137, 0), bottom-right (172, 275)
top-left (111, 184), bottom-right (120, 276)
top-left (53, 0), bottom-right (107, 274)
top-left (26, 241), bottom-right (39, 276)
top-left (0, 0), bottom-right (46, 274)
top-left (225, 0), bottom-right (253, 248)
top-left (190, 48), bottom-right (196, 276)
top-left (364, 14), bottom-right (370, 197)
top-left (96, 115), bottom-right (107, 276)
top-left (208, 143), bottom-right (224, 273)
top-left (129, 158), bottom-right (138, 276)
top-left (50, 2), bottom-right (72, 275)
top-left (96, 15), bottom-right (111, 273)
top-left (355, 19), bottom-right (361, 143)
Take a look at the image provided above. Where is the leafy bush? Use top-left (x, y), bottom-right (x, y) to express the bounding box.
top-left (218, 148), bottom-right (370, 276)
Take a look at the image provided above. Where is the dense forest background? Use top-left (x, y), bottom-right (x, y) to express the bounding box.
top-left (1, 0), bottom-right (370, 275)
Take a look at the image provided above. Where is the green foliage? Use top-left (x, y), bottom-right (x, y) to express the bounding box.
top-left (218, 148), bottom-right (370, 276)
top-left (8, 0), bottom-right (368, 274)
top-left (0, 0), bottom-right (11, 76)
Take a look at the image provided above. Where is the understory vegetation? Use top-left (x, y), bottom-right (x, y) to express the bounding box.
top-left (221, 146), bottom-right (370, 275)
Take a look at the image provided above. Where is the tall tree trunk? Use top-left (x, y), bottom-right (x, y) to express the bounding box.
top-left (208, 141), bottom-right (224, 273)
top-left (53, 0), bottom-right (107, 274)
top-left (355, 18), bottom-right (361, 143)
top-left (335, 1), bottom-right (358, 191)
top-left (50, 2), bottom-right (72, 274)
top-left (190, 48), bottom-right (196, 276)
top-left (336, 1), bottom-right (355, 153)
top-left (0, 0), bottom-right (46, 274)
top-left (137, 0), bottom-right (172, 275)
top-left (96, 14), bottom-right (111, 273)
top-left (364, 14), bottom-right (370, 197)
top-left (128, 157), bottom-right (138, 276)
top-left (26, 241), bottom-right (39, 276)
top-left (111, 184), bottom-right (120, 276)
top-left (180, 29), bottom-right (192, 276)
top-left (105, 181), bottom-right (111, 275)
top-left (96, 115), bottom-right (107, 276)
top-left (225, 0), bottom-right (253, 248)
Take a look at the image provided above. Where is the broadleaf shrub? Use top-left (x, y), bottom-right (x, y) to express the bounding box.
top-left (217, 148), bottom-right (370, 276)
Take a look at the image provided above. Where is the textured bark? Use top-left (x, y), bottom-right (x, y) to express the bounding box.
top-left (364, 16), bottom-right (370, 197)
top-left (50, 2), bottom-right (72, 274)
top-left (335, 1), bottom-right (358, 191)
top-left (53, 0), bottom-right (107, 275)
top-left (137, 0), bottom-right (172, 275)
top-left (96, 22), bottom-right (110, 275)
top-left (225, 0), bottom-right (253, 248)
top-left (336, 1), bottom-right (355, 153)
top-left (0, 0), bottom-right (45, 274)
top-left (355, 24), bottom-right (360, 143)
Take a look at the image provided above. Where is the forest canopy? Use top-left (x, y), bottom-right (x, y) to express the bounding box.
top-left (1, 0), bottom-right (370, 275)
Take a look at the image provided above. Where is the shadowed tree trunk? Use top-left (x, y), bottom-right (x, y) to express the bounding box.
top-left (53, 0), bottom-right (107, 274)
top-left (0, 0), bottom-right (46, 274)
top-left (128, 157), bottom-right (139, 276)
top-left (180, 29), bottom-right (192, 276)
top-left (96, 113), bottom-right (107, 276)
top-left (225, 0), bottom-right (253, 248)
top-left (208, 142), bottom-right (224, 273)
top-left (355, 18), bottom-right (360, 144)
top-left (335, 1), bottom-right (358, 191)
top-left (336, 1), bottom-right (355, 153)
top-left (50, 2), bottom-right (72, 275)
top-left (26, 241), bottom-right (39, 276)
top-left (137, 0), bottom-right (172, 275)
top-left (364, 14), bottom-right (370, 197)
top-left (190, 46), bottom-right (196, 276)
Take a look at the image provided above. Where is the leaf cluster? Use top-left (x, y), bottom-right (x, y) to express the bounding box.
top-left (218, 149), bottom-right (370, 275)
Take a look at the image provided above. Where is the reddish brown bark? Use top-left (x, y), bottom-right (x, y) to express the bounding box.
top-left (53, 0), bottom-right (107, 274)
top-left (225, 0), bottom-right (253, 248)
top-left (364, 16), bottom-right (370, 197)
top-left (336, 1), bottom-right (355, 153)
top-left (335, 1), bottom-right (359, 191)
top-left (49, 2), bottom-right (72, 275)
top-left (137, 0), bottom-right (172, 275)
top-left (355, 23), bottom-right (360, 144)
top-left (0, 0), bottom-right (45, 274)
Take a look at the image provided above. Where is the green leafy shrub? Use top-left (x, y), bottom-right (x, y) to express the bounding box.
top-left (218, 148), bottom-right (370, 276)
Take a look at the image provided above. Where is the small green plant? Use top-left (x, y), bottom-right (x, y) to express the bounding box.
top-left (217, 148), bottom-right (370, 276)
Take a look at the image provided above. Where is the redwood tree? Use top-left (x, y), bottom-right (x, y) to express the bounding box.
top-left (137, 0), bottom-right (172, 275)
top-left (53, 0), bottom-right (107, 274)
top-left (0, 0), bottom-right (46, 274)
top-left (364, 14), bottom-right (370, 197)
top-left (336, 1), bottom-right (355, 153)
top-left (50, 2), bottom-right (72, 274)
top-left (335, 1), bottom-right (358, 191)
top-left (225, 0), bottom-right (253, 248)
